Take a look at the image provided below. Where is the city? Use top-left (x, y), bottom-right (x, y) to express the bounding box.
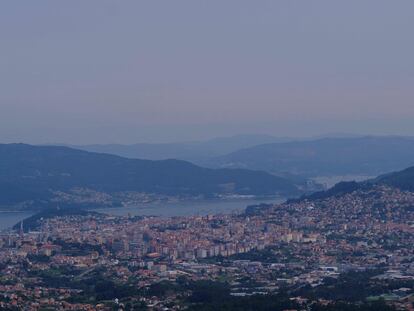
top-left (1, 185), bottom-right (413, 310)
top-left (1, 1), bottom-right (414, 310)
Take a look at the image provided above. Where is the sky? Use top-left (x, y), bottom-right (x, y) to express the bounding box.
top-left (1, 1), bottom-right (414, 144)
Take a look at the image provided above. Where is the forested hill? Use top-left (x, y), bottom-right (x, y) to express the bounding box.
top-left (0, 144), bottom-right (298, 208)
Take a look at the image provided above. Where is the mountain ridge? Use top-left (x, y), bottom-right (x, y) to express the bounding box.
top-left (0, 143), bottom-right (298, 210)
top-left (206, 136), bottom-right (414, 177)
top-left (67, 134), bottom-right (293, 161)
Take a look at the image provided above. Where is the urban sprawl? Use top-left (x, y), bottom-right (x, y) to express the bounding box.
top-left (1, 185), bottom-right (414, 310)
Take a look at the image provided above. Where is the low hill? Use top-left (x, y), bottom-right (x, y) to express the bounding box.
top-left (208, 136), bottom-right (414, 177)
top-left (0, 144), bottom-right (298, 209)
top-left (288, 181), bottom-right (365, 203)
top-left (290, 165), bottom-right (414, 203)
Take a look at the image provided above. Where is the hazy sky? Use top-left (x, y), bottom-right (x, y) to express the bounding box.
top-left (1, 1), bottom-right (414, 144)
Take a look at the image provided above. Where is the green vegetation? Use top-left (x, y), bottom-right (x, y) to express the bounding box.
top-left (227, 246), bottom-right (281, 263)
top-left (294, 270), bottom-right (392, 302)
top-left (54, 238), bottom-right (104, 256)
top-left (28, 266), bottom-right (142, 304)
top-left (18, 265), bottom-right (402, 311)
top-left (186, 293), bottom-right (298, 311)
top-left (310, 300), bottom-right (395, 311)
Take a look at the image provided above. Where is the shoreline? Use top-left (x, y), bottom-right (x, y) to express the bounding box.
top-left (0, 196), bottom-right (286, 213)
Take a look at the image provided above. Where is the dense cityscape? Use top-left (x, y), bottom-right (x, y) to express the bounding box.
top-left (1, 185), bottom-right (413, 310)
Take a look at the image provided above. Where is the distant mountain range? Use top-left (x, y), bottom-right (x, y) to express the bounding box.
top-left (0, 144), bottom-right (298, 210)
top-left (70, 134), bottom-right (293, 161)
top-left (204, 136), bottom-right (414, 177)
top-left (69, 135), bottom-right (414, 180)
top-left (3, 140), bottom-right (414, 211)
